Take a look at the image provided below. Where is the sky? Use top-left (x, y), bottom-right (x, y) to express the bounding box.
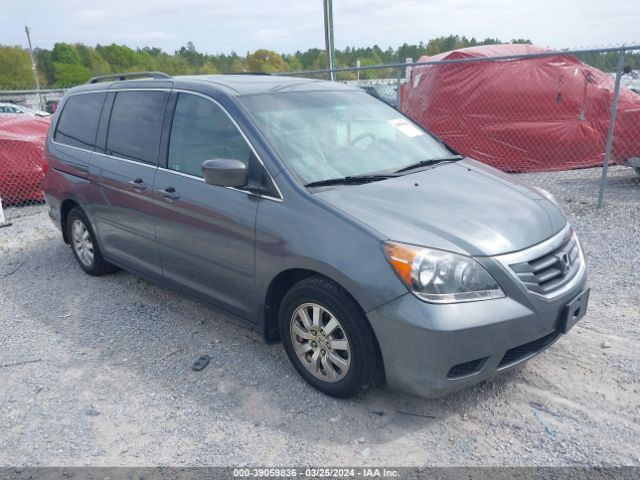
top-left (0, 0), bottom-right (638, 55)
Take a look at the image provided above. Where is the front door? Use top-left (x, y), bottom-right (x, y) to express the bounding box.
top-left (152, 92), bottom-right (261, 318)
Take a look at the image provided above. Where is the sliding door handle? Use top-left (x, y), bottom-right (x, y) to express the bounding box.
top-left (128, 178), bottom-right (147, 190)
top-left (159, 187), bottom-right (180, 200)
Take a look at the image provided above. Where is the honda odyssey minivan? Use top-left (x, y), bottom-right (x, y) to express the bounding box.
top-left (43, 72), bottom-right (589, 398)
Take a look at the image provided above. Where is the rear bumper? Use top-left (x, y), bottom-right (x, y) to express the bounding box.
top-left (44, 192), bottom-right (62, 231)
top-left (367, 264), bottom-right (587, 398)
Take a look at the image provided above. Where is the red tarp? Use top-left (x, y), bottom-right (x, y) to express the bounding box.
top-left (0, 115), bottom-right (50, 204)
top-left (400, 44), bottom-right (640, 173)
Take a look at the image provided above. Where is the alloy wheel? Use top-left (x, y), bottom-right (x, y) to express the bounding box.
top-left (71, 219), bottom-right (94, 267)
top-left (290, 303), bottom-right (351, 382)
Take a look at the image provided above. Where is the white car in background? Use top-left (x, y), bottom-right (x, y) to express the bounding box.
top-left (0, 102), bottom-right (51, 117)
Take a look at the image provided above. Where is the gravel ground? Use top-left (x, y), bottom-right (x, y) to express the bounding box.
top-left (0, 169), bottom-right (638, 467)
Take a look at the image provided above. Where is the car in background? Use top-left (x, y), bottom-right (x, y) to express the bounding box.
top-left (0, 102), bottom-right (51, 117)
top-left (46, 100), bottom-right (59, 114)
top-left (361, 84), bottom-right (398, 108)
top-left (0, 115), bottom-right (50, 204)
top-left (401, 44), bottom-right (640, 176)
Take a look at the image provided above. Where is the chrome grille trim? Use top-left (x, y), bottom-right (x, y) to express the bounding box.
top-left (495, 225), bottom-right (586, 299)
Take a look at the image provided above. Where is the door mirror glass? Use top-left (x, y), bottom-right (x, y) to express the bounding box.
top-left (202, 159), bottom-right (248, 187)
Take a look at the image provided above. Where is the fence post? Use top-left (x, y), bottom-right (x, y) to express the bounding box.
top-left (0, 197), bottom-right (12, 228)
top-left (395, 68), bottom-right (402, 108)
top-left (597, 50), bottom-right (626, 208)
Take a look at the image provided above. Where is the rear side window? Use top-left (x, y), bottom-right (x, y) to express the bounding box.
top-left (55, 92), bottom-right (106, 149)
top-left (106, 91), bottom-right (168, 164)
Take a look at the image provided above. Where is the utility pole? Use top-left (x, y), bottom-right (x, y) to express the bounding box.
top-left (322, 0), bottom-right (335, 81)
top-left (24, 25), bottom-right (43, 110)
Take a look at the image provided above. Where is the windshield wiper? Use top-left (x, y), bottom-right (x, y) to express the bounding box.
top-left (304, 174), bottom-right (396, 188)
top-left (303, 156), bottom-right (464, 188)
top-left (394, 155), bottom-right (464, 173)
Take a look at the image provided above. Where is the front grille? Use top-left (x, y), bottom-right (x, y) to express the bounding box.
top-left (509, 234), bottom-right (580, 295)
top-left (447, 357), bottom-right (488, 379)
top-left (498, 331), bottom-right (559, 368)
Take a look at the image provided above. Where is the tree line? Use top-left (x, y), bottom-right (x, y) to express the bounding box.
top-left (0, 34), bottom-right (636, 90)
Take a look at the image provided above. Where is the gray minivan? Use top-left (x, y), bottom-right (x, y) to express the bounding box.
top-left (43, 72), bottom-right (589, 398)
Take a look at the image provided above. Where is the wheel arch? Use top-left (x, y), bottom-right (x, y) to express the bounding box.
top-left (262, 267), bottom-right (387, 385)
top-left (262, 268), bottom-right (378, 345)
top-left (60, 198), bottom-right (81, 243)
top-left (263, 268), bottom-right (317, 342)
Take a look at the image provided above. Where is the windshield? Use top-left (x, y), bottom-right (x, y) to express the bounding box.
top-left (239, 90), bottom-right (453, 185)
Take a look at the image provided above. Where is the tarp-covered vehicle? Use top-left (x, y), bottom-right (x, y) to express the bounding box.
top-left (0, 115), bottom-right (50, 204)
top-left (400, 44), bottom-right (640, 174)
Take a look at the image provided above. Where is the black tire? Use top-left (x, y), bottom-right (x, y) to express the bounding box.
top-left (279, 276), bottom-right (380, 398)
top-left (66, 207), bottom-right (117, 276)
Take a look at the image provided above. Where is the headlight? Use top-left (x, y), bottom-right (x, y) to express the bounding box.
top-left (533, 186), bottom-right (559, 207)
top-left (383, 242), bottom-right (504, 303)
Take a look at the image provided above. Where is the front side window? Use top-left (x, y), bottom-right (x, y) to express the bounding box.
top-left (239, 90), bottom-right (452, 185)
top-left (106, 90), bottom-right (168, 164)
top-left (168, 93), bottom-right (251, 178)
top-left (55, 92), bottom-right (106, 149)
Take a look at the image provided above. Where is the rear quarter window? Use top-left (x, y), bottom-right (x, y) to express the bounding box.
top-left (106, 90), bottom-right (168, 164)
top-left (54, 92), bottom-right (106, 149)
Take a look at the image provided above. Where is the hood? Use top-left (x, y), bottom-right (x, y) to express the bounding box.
top-left (314, 159), bottom-right (566, 256)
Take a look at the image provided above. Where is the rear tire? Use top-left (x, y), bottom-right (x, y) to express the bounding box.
top-left (66, 207), bottom-right (117, 276)
top-left (279, 276), bottom-right (380, 398)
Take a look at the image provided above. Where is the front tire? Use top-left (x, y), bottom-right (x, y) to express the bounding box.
top-left (279, 276), bottom-right (380, 398)
top-left (66, 207), bottom-right (117, 276)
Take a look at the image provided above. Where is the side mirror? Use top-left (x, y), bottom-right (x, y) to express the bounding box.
top-left (201, 159), bottom-right (248, 187)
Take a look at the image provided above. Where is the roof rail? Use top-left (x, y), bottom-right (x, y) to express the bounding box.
top-left (226, 72), bottom-right (272, 76)
top-left (87, 71), bottom-right (172, 84)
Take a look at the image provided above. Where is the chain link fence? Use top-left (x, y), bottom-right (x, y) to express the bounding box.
top-left (0, 115), bottom-right (50, 226)
top-left (283, 45), bottom-right (640, 210)
top-left (1, 46), bottom-right (638, 226)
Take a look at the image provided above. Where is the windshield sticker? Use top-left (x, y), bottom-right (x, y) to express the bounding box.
top-left (388, 118), bottom-right (424, 138)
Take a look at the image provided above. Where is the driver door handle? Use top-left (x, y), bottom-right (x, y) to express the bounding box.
top-left (159, 186), bottom-right (180, 200)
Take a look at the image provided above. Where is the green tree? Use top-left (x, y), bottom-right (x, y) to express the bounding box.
top-left (35, 48), bottom-right (55, 86)
top-left (95, 44), bottom-right (139, 72)
top-left (283, 54), bottom-right (303, 72)
top-left (397, 43), bottom-right (422, 63)
top-left (511, 38), bottom-right (533, 45)
top-left (0, 46), bottom-right (33, 89)
top-left (50, 43), bottom-right (95, 85)
top-left (196, 60), bottom-right (221, 74)
top-left (53, 62), bottom-right (93, 86)
top-left (297, 48), bottom-right (323, 69)
top-left (75, 44), bottom-right (111, 75)
top-left (12, 35), bottom-right (638, 89)
top-left (229, 57), bottom-right (248, 73)
top-left (246, 49), bottom-right (287, 73)
top-left (51, 43), bottom-right (82, 65)
top-left (176, 42), bottom-right (205, 70)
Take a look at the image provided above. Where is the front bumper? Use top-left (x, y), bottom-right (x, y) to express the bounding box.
top-left (367, 247), bottom-right (588, 398)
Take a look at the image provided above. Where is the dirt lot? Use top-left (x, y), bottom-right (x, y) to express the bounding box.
top-left (0, 170), bottom-right (639, 467)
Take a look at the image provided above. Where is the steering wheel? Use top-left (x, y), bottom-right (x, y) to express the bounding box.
top-left (349, 132), bottom-right (376, 148)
